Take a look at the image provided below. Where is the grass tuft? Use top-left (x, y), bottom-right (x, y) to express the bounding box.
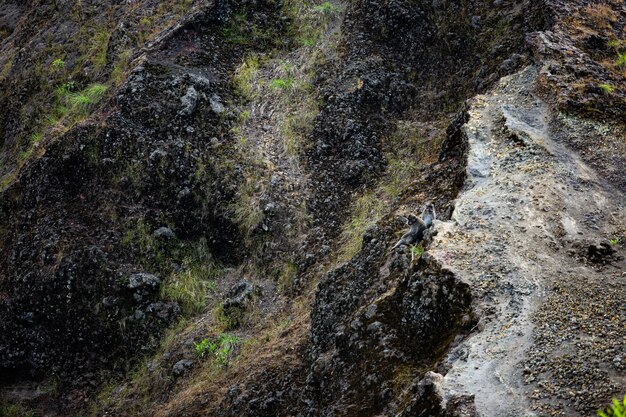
top-left (598, 395), bottom-right (626, 417)
top-left (600, 83), bottom-right (616, 94)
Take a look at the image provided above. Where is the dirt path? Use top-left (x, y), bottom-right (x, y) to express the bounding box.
top-left (429, 66), bottom-right (626, 416)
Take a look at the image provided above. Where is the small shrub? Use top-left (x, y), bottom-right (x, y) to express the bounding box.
top-left (161, 263), bottom-right (217, 316)
top-left (609, 238), bottom-right (620, 246)
top-left (598, 395), bottom-right (626, 417)
top-left (607, 39), bottom-right (623, 51)
top-left (616, 53), bottom-right (626, 68)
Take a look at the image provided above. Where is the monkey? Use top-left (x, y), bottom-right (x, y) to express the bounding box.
top-left (392, 202), bottom-right (437, 250)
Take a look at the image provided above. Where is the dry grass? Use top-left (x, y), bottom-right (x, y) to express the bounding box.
top-left (154, 295), bottom-right (311, 417)
top-left (583, 3), bottom-right (618, 30)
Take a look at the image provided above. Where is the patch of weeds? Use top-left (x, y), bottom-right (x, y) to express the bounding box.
top-left (283, 0), bottom-right (343, 47)
top-left (598, 395), bottom-right (626, 417)
top-left (49, 81), bottom-right (107, 127)
top-left (609, 238), bottom-right (620, 246)
top-left (121, 218), bottom-right (180, 271)
top-left (194, 337), bottom-right (218, 357)
top-left (194, 334), bottom-right (238, 367)
top-left (31, 131), bottom-right (42, 145)
top-left (50, 58), bottom-right (66, 70)
top-left (337, 121), bottom-right (434, 262)
top-left (600, 83), bottom-right (616, 93)
top-left (616, 53), bottom-right (626, 68)
top-left (607, 39), bottom-right (624, 51)
top-left (50, 58), bottom-right (65, 70)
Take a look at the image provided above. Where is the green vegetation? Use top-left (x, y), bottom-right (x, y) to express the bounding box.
top-left (600, 83), bottom-right (616, 93)
top-left (616, 53), bottom-right (626, 68)
top-left (194, 334), bottom-right (238, 367)
top-left (409, 244), bottom-right (424, 261)
top-left (313, 1), bottom-right (340, 15)
top-left (111, 48), bottom-right (133, 86)
top-left (607, 39), bottom-right (624, 51)
top-left (0, 403), bottom-right (35, 417)
top-left (0, 55), bottom-right (14, 81)
top-left (65, 83), bottom-right (108, 114)
top-left (598, 395), bottom-right (626, 417)
top-left (160, 254), bottom-right (219, 316)
top-left (270, 77), bottom-right (295, 90)
top-left (194, 337), bottom-right (218, 357)
top-left (229, 174), bottom-right (265, 238)
top-left (83, 26), bottom-right (112, 71)
top-left (277, 259), bottom-right (298, 293)
top-left (284, 0), bottom-right (343, 47)
top-left (122, 219), bottom-right (221, 317)
top-left (338, 191), bottom-right (387, 262)
top-left (213, 303), bottom-right (246, 330)
top-left (233, 55), bottom-right (262, 98)
top-left (50, 58), bottom-right (66, 70)
top-left (609, 238), bottom-right (620, 246)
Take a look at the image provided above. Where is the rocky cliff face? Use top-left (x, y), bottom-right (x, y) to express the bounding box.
top-left (0, 0), bottom-right (625, 416)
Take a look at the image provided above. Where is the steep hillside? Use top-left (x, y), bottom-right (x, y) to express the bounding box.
top-left (0, 0), bottom-right (625, 416)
